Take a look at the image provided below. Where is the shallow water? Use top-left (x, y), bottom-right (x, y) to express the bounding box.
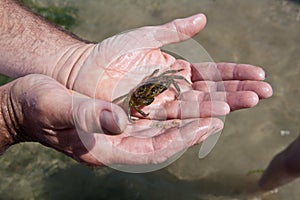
top-left (0, 0), bottom-right (299, 199)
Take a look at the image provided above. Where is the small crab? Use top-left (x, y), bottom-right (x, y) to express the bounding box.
top-left (112, 68), bottom-right (190, 122)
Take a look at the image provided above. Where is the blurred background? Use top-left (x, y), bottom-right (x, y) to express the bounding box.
top-left (0, 0), bottom-right (299, 199)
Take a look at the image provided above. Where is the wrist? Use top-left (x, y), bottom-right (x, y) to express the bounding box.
top-left (0, 79), bottom-right (42, 154)
top-left (50, 43), bottom-right (97, 88)
top-left (0, 0), bottom-right (94, 81)
top-left (0, 83), bottom-right (20, 154)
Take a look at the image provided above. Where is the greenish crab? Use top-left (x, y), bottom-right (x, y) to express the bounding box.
top-left (112, 68), bottom-right (190, 122)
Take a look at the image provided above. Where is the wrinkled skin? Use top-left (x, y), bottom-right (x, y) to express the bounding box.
top-left (52, 14), bottom-right (272, 119)
top-left (1, 74), bottom-right (224, 165)
top-left (48, 14), bottom-right (273, 165)
top-left (0, 12), bottom-right (273, 166)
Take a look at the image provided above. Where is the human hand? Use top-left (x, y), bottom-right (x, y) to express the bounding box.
top-left (0, 4), bottom-right (273, 167)
top-left (0, 74), bottom-right (224, 166)
top-left (0, 7), bottom-right (272, 117)
top-left (51, 14), bottom-right (272, 121)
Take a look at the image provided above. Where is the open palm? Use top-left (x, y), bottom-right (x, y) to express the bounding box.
top-left (61, 14), bottom-right (271, 121)
top-left (9, 14), bottom-right (271, 166)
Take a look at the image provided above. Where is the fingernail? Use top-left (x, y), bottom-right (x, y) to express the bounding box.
top-left (192, 13), bottom-right (206, 25)
top-left (100, 110), bottom-right (122, 135)
top-left (257, 67), bottom-right (266, 80)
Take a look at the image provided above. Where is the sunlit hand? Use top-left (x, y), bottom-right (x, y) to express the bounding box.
top-left (0, 3), bottom-right (273, 167)
top-left (0, 74), bottom-right (224, 166)
top-left (52, 14), bottom-right (272, 120)
top-left (24, 14), bottom-right (272, 166)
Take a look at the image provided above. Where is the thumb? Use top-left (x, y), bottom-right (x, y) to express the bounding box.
top-left (154, 13), bottom-right (207, 46)
top-left (72, 93), bottom-right (128, 135)
top-left (96, 13), bottom-right (207, 61)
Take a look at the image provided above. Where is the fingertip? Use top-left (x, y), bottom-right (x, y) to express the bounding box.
top-left (217, 101), bottom-right (230, 116)
top-left (256, 67), bottom-right (266, 80)
top-left (99, 110), bottom-right (119, 134)
top-left (245, 65), bottom-right (266, 81)
top-left (100, 105), bottom-right (128, 135)
top-left (221, 102), bottom-right (231, 115)
top-left (191, 13), bottom-right (207, 29)
top-left (251, 82), bottom-right (273, 99)
top-left (112, 105), bottom-right (129, 133)
top-left (242, 91), bottom-right (259, 108)
top-left (165, 13), bottom-right (207, 41)
top-left (261, 83), bottom-right (273, 99)
top-left (193, 118), bottom-right (224, 144)
top-left (184, 13), bottom-right (207, 36)
top-left (210, 117), bottom-right (224, 132)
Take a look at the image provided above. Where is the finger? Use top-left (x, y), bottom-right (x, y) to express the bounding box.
top-left (91, 118), bottom-right (223, 165)
top-left (225, 91), bottom-right (259, 110)
top-left (192, 80), bottom-right (273, 99)
top-left (95, 14), bottom-right (206, 72)
top-left (72, 94), bottom-right (128, 135)
top-left (181, 90), bottom-right (259, 111)
top-left (99, 14), bottom-right (207, 54)
top-left (154, 13), bottom-right (207, 46)
top-left (143, 118), bottom-right (223, 164)
top-left (191, 62), bottom-right (266, 82)
top-left (149, 100), bottom-right (230, 119)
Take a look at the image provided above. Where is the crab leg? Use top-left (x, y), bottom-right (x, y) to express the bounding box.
top-left (171, 75), bottom-right (190, 84)
top-left (171, 79), bottom-right (182, 99)
top-left (148, 69), bottom-right (160, 77)
top-left (112, 93), bottom-right (129, 103)
top-left (158, 69), bottom-right (184, 77)
top-left (133, 105), bottom-right (149, 117)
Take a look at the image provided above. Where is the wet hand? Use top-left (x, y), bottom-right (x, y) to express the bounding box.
top-left (54, 13), bottom-right (272, 121)
top-left (58, 14), bottom-right (207, 101)
top-left (0, 74), bottom-right (223, 166)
